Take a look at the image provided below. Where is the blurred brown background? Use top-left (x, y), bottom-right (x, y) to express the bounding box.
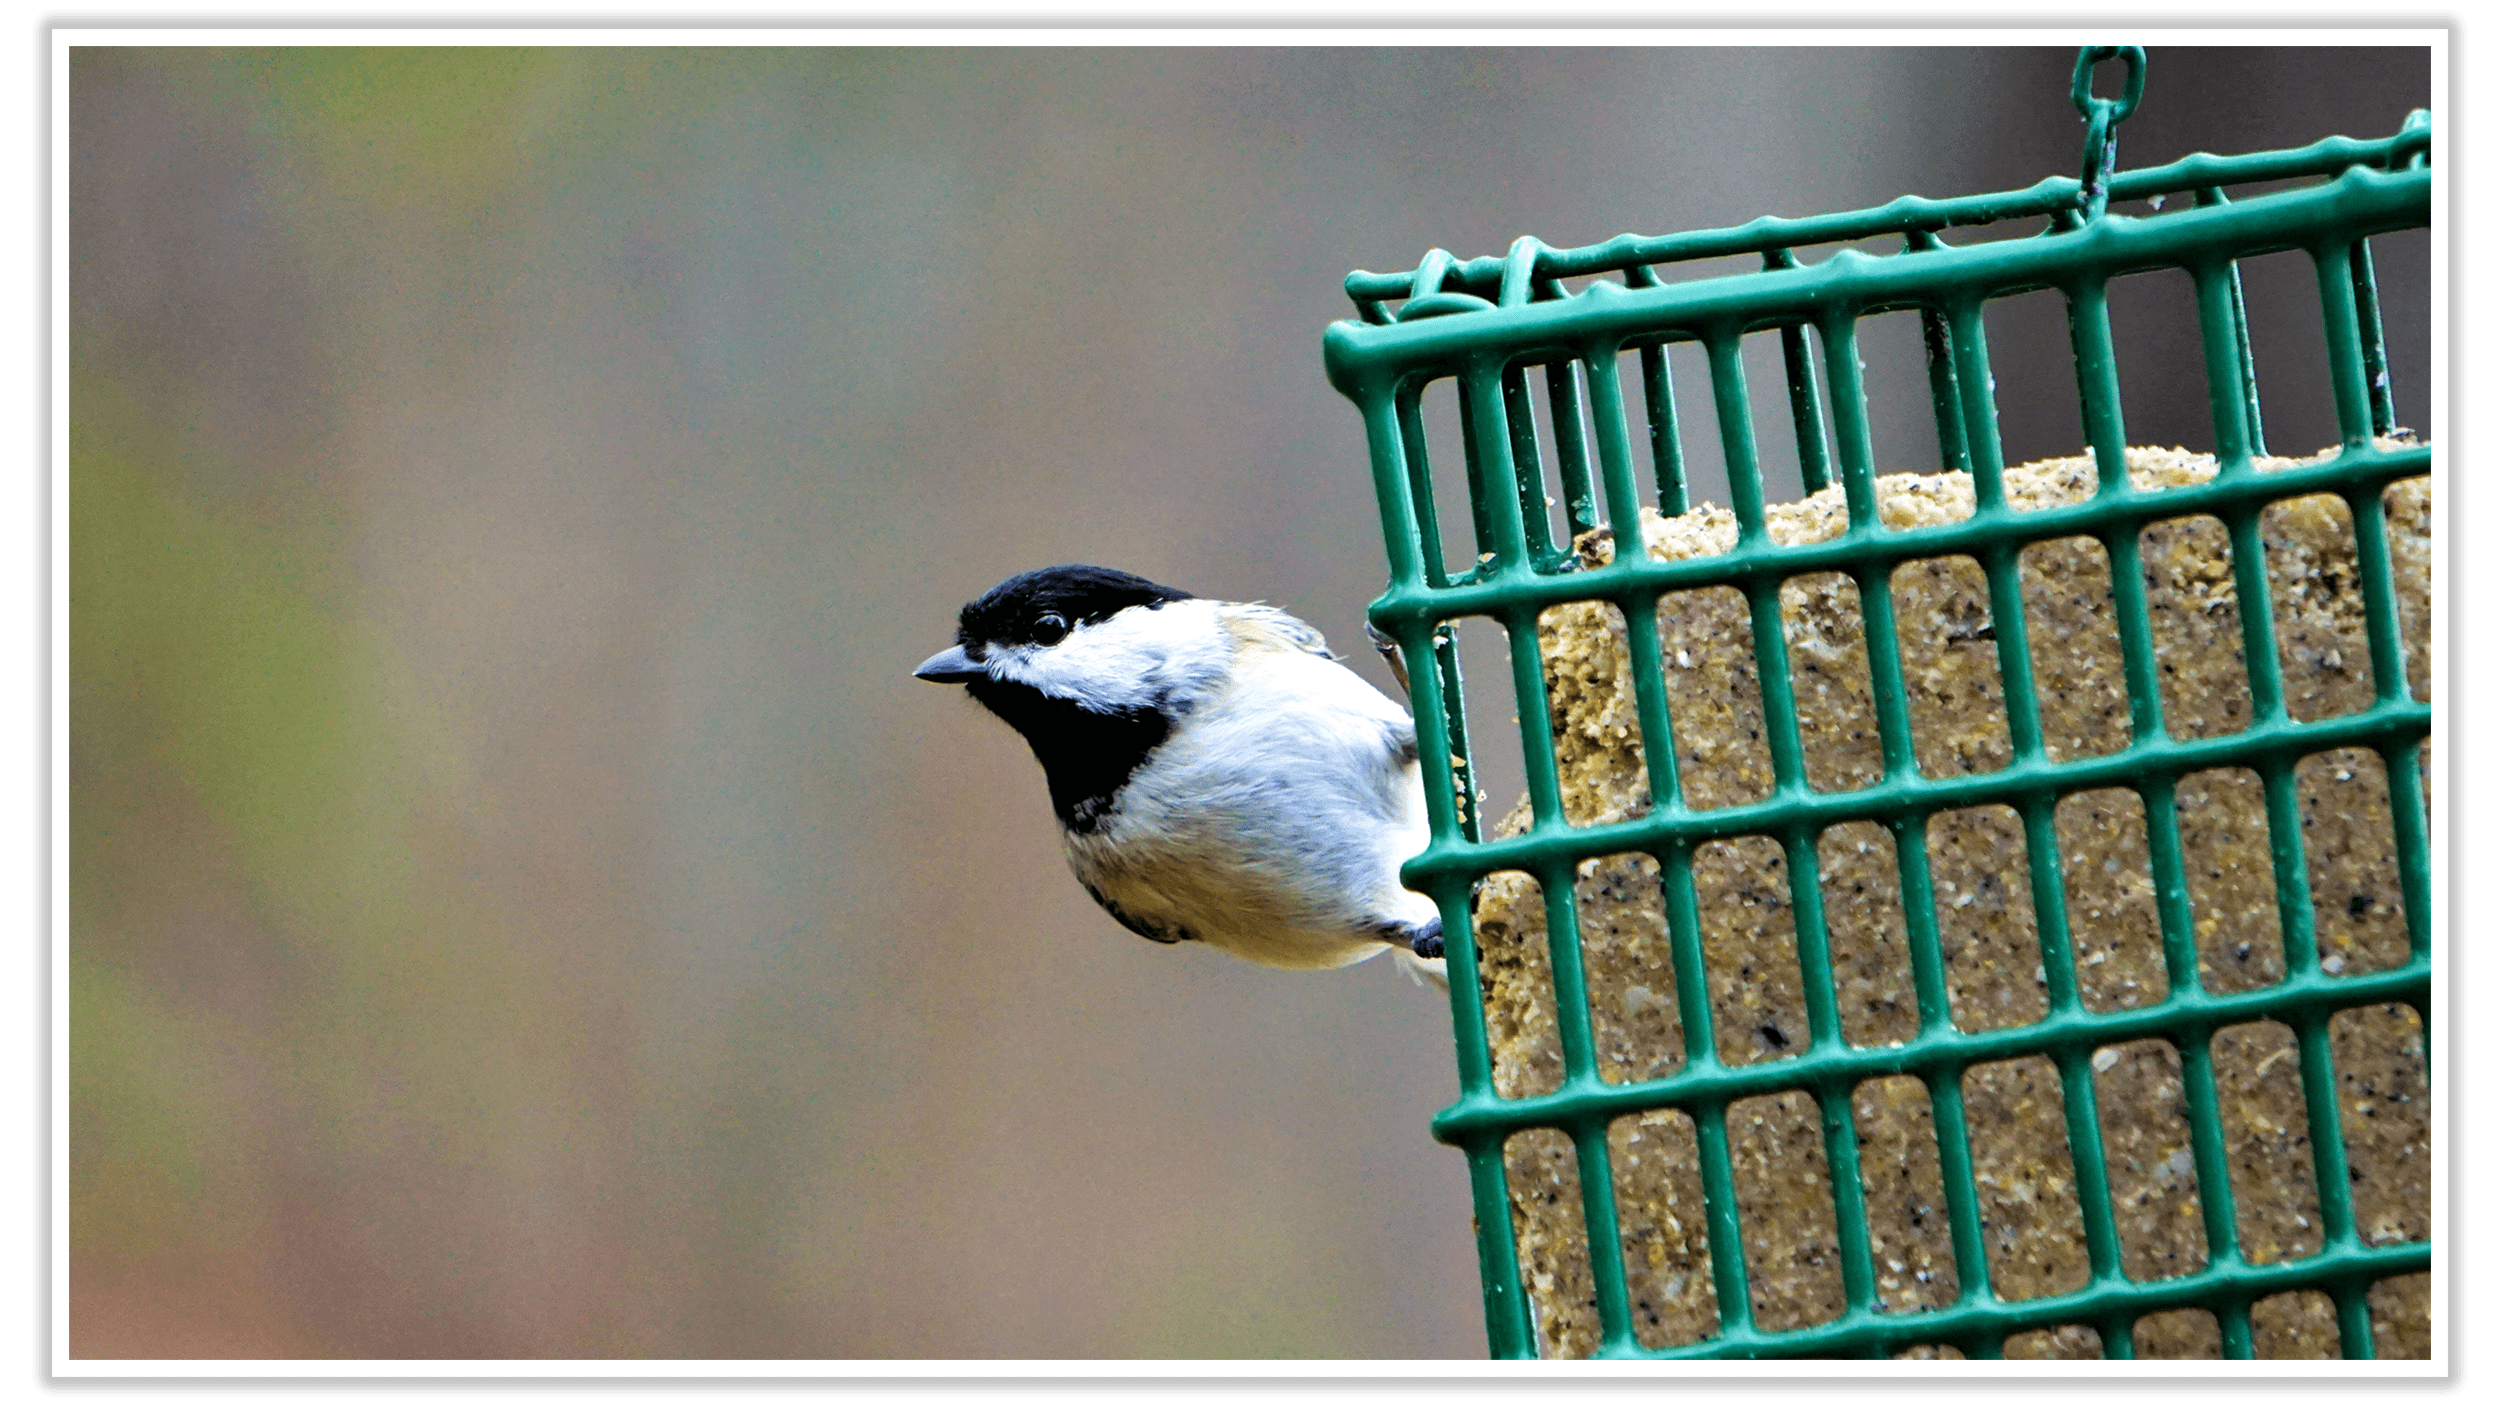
top-left (69, 44), bottom-right (2428, 1358)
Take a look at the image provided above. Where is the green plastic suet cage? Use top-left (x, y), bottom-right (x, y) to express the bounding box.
top-left (1325, 49), bottom-right (2431, 1359)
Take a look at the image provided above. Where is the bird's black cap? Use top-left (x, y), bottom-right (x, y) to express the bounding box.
top-left (953, 564), bottom-right (1193, 653)
top-left (923, 565), bottom-right (1197, 829)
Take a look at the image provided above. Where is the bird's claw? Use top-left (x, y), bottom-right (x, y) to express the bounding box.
top-left (1366, 622), bottom-right (1413, 699)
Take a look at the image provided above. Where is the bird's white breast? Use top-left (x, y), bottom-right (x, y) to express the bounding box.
top-left (1062, 609), bottom-right (1434, 970)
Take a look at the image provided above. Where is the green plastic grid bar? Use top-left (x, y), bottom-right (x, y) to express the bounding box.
top-left (1325, 87), bottom-right (2431, 1360)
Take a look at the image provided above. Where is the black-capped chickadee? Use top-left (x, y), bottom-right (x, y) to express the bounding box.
top-left (914, 565), bottom-right (1447, 987)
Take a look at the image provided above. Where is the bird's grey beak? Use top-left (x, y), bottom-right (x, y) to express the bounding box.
top-left (914, 644), bottom-right (987, 684)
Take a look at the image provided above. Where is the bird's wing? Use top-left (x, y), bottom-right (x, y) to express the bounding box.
top-left (1218, 602), bottom-right (1335, 660)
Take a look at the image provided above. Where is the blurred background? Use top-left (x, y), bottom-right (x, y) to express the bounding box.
top-left (69, 44), bottom-right (2428, 1358)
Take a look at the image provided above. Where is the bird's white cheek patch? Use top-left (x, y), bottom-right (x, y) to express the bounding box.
top-left (988, 600), bottom-right (1231, 712)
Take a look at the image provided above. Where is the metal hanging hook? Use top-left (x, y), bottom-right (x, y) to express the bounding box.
top-left (2071, 45), bottom-right (2147, 221)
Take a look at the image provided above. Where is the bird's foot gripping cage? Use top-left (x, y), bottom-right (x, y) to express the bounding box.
top-left (1326, 50), bottom-right (2431, 1360)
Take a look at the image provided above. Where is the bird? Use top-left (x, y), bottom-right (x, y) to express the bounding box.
top-left (913, 564), bottom-right (1447, 987)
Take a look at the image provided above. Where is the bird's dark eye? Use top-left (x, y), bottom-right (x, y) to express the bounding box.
top-left (1032, 613), bottom-right (1069, 645)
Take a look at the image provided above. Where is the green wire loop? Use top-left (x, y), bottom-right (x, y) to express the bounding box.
top-left (2072, 46), bottom-right (2148, 221)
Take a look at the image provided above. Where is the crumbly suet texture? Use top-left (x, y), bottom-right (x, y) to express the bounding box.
top-left (1474, 444), bottom-right (2431, 1359)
